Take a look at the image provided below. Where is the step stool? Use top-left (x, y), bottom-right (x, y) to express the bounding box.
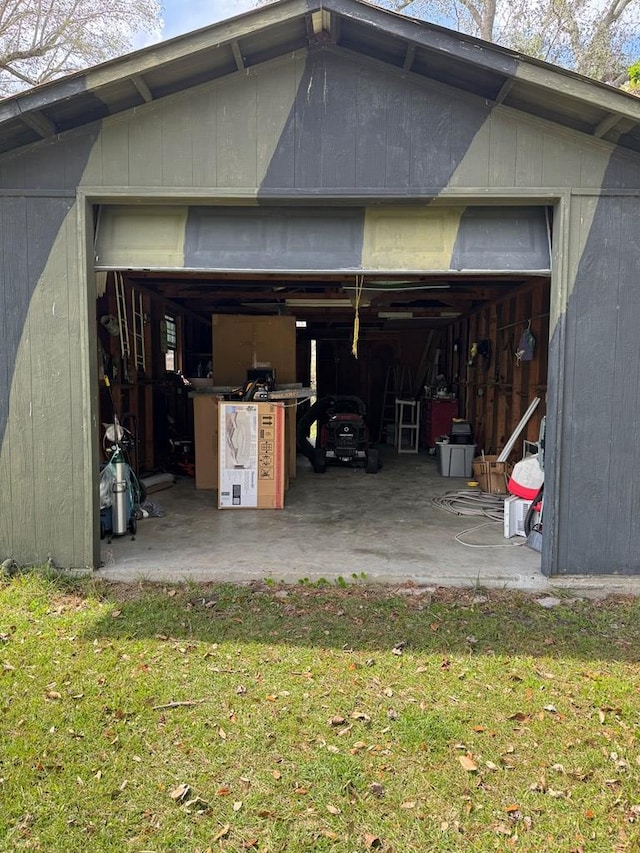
top-left (395, 398), bottom-right (420, 454)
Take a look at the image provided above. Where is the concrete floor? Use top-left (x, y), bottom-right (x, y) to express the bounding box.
top-left (97, 449), bottom-right (640, 596)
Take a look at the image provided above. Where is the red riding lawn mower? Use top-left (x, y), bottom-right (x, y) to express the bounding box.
top-left (297, 395), bottom-right (381, 474)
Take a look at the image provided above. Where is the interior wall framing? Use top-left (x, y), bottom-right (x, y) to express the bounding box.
top-left (446, 277), bottom-right (551, 456)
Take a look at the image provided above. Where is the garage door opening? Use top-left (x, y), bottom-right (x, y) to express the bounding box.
top-left (93, 203), bottom-right (552, 584)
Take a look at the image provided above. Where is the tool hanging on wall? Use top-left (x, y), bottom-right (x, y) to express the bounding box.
top-left (515, 319), bottom-right (535, 365)
top-left (131, 288), bottom-right (146, 374)
top-left (114, 271), bottom-right (130, 361)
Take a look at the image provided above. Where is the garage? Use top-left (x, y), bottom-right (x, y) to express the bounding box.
top-left (92, 202), bottom-right (550, 582)
top-left (1, 0), bottom-right (640, 577)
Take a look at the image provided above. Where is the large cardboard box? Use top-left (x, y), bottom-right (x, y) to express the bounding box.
top-left (212, 315), bottom-right (297, 385)
top-left (193, 394), bottom-right (222, 490)
top-left (218, 402), bottom-right (285, 509)
top-left (212, 314), bottom-right (298, 480)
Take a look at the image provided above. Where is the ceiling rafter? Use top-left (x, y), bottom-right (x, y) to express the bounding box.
top-left (593, 112), bottom-right (622, 138)
top-left (132, 74), bottom-right (154, 103)
top-left (18, 108), bottom-right (56, 138)
top-left (231, 41), bottom-right (246, 71)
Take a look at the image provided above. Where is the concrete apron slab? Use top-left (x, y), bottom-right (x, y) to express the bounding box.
top-left (97, 451), bottom-right (639, 597)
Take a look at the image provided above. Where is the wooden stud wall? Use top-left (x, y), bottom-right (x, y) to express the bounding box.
top-left (446, 279), bottom-right (550, 459)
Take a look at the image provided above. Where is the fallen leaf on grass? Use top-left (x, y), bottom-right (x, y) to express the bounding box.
top-left (329, 715), bottom-right (346, 727)
top-left (364, 833), bottom-right (382, 848)
top-left (215, 786), bottom-right (232, 796)
top-left (458, 755), bottom-right (478, 772)
top-left (534, 667), bottom-right (555, 679)
top-left (183, 796), bottom-right (210, 813)
top-left (369, 782), bottom-right (385, 798)
top-left (351, 711), bottom-right (371, 723)
top-left (326, 804), bottom-right (341, 815)
top-left (400, 801), bottom-right (416, 809)
top-left (169, 783), bottom-right (190, 802)
top-left (212, 824), bottom-right (230, 842)
top-left (45, 690), bottom-right (62, 700)
top-left (233, 801), bottom-right (243, 812)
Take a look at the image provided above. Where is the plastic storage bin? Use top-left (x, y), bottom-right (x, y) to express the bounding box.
top-left (436, 442), bottom-right (476, 477)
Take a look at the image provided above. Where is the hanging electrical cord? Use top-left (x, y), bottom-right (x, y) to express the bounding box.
top-left (351, 274), bottom-right (364, 358)
top-left (431, 489), bottom-right (505, 521)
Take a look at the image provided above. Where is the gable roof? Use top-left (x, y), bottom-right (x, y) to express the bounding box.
top-left (0, 0), bottom-right (639, 158)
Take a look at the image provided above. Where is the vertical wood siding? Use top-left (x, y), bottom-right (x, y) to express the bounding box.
top-left (0, 131), bottom-right (95, 568)
top-left (1, 47), bottom-right (640, 572)
top-left (73, 52), bottom-right (616, 197)
top-left (557, 193), bottom-right (640, 573)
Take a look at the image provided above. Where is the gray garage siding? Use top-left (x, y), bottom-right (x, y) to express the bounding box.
top-left (1, 47), bottom-right (640, 570)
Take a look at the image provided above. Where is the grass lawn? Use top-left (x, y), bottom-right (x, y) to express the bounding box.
top-left (1, 571), bottom-right (640, 852)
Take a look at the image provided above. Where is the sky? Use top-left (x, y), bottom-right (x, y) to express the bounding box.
top-left (161, 0), bottom-right (257, 40)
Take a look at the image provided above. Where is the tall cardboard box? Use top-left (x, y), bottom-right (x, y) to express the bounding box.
top-left (212, 314), bottom-right (298, 480)
top-left (218, 402), bottom-right (285, 509)
top-left (193, 394), bottom-right (222, 490)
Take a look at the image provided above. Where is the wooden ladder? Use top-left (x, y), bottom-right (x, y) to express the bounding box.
top-left (378, 363), bottom-right (412, 443)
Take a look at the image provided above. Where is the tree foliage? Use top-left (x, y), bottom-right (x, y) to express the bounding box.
top-left (0, 0), bottom-right (163, 98)
top-left (388, 0), bottom-right (640, 83)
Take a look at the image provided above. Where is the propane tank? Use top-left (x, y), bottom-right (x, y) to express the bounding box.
top-left (111, 449), bottom-right (129, 536)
